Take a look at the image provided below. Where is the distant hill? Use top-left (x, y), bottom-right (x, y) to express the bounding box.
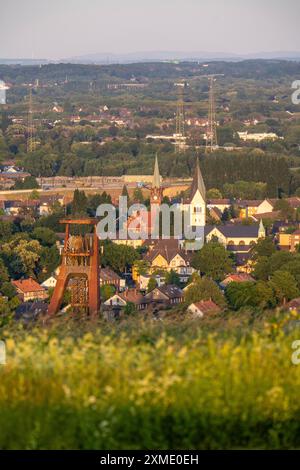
top-left (1, 51), bottom-right (300, 66)
top-left (0, 58), bottom-right (48, 65)
top-left (63, 50), bottom-right (300, 65)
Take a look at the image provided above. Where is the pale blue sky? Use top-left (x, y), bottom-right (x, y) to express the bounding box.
top-left (0, 0), bottom-right (299, 59)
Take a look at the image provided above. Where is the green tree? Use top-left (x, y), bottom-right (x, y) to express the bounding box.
top-left (185, 276), bottom-right (225, 307)
top-left (71, 189), bottom-right (88, 216)
top-left (147, 277), bottom-right (157, 293)
top-left (14, 176), bottom-right (39, 190)
top-left (251, 237), bottom-right (276, 260)
top-left (225, 282), bottom-right (258, 310)
top-left (133, 188), bottom-right (144, 204)
top-left (165, 269), bottom-right (181, 287)
top-left (102, 242), bottom-right (140, 273)
top-left (0, 258), bottom-right (9, 288)
top-left (32, 227), bottom-right (57, 247)
top-left (268, 270), bottom-right (299, 304)
top-left (2, 236), bottom-right (42, 278)
top-left (133, 259), bottom-right (150, 276)
top-left (100, 284), bottom-right (116, 301)
top-left (206, 188), bottom-right (223, 199)
top-left (0, 282), bottom-right (16, 300)
top-left (192, 242), bottom-right (233, 281)
top-left (274, 200), bottom-right (294, 220)
top-left (121, 185), bottom-right (130, 203)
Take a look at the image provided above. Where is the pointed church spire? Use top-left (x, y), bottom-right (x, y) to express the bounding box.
top-left (152, 153), bottom-right (161, 189)
top-left (259, 218), bottom-right (265, 237)
top-left (190, 158), bottom-right (206, 201)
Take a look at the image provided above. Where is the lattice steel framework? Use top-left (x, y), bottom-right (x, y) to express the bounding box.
top-left (48, 218), bottom-right (100, 317)
top-left (27, 86), bottom-right (36, 153)
top-left (205, 76), bottom-right (218, 153)
top-left (175, 82), bottom-right (187, 153)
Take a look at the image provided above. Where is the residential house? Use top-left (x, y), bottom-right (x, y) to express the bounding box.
top-left (145, 285), bottom-right (184, 305)
top-left (207, 199), bottom-right (231, 213)
top-left (41, 275), bottom-right (57, 290)
top-left (278, 229), bottom-right (300, 252)
top-left (12, 278), bottom-right (48, 302)
top-left (237, 131), bottom-right (280, 142)
top-left (188, 300), bottom-right (221, 318)
top-left (139, 274), bottom-right (164, 291)
top-left (220, 273), bottom-right (256, 289)
top-left (205, 222), bottom-right (265, 273)
top-left (143, 239), bottom-right (195, 283)
top-left (238, 199), bottom-right (274, 219)
top-left (0, 171), bottom-right (31, 189)
top-left (104, 289), bottom-right (149, 310)
top-left (100, 267), bottom-right (125, 290)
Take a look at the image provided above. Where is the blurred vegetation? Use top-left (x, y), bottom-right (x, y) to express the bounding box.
top-left (0, 311), bottom-right (300, 449)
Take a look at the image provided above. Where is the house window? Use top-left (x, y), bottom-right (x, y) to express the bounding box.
top-left (194, 207), bottom-right (202, 213)
top-left (239, 241), bottom-right (246, 246)
top-left (228, 240), bottom-right (235, 246)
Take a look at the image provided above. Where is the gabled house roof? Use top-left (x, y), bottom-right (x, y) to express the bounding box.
top-left (100, 267), bottom-right (121, 282)
top-left (148, 285), bottom-right (183, 300)
top-left (144, 244), bottom-right (192, 265)
top-left (205, 223), bottom-right (263, 239)
top-left (191, 300), bottom-right (221, 315)
top-left (221, 273), bottom-right (255, 287)
top-left (207, 199), bottom-right (231, 206)
top-left (119, 289), bottom-right (149, 305)
top-left (12, 278), bottom-right (45, 293)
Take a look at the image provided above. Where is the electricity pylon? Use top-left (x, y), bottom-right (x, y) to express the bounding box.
top-left (27, 86), bottom-right (36, 153)
top-left (174, 81), bottom-right (187, 153)
top-left (205, 76), bottom-right (218, 153)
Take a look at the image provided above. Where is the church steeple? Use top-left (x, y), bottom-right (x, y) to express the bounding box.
top-left (190, 158), bottom-right (206, 202)
top-left (152, 153), bottom-right (161, 188)
top-left (150, 154), bottom-right (163, 205)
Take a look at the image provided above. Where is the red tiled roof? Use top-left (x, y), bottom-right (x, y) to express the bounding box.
top-left (119, 289), bottom-right (149, 305)
top-left (193, 300), bottom-right (221, 314)
top-left (287, 198), bottom-right (300, 209)
top-left (222, 273), bottom-right (255, 284)
top-left (12, 278), bottom-right (45, 293)
top-left (207, 199), bottom-right (231, 205)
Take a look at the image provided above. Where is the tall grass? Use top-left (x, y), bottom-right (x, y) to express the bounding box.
top-left (0, 313), bottom-right (300, 449)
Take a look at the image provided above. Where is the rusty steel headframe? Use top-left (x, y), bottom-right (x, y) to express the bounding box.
top-left (48, 218), bottom-right (100, 318)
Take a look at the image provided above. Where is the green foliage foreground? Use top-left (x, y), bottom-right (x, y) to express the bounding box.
top-left (1, 315), bottom-right (300, 449)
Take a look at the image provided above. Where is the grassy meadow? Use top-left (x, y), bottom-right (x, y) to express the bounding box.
top-left (0, 310), bottom-right (300, 449)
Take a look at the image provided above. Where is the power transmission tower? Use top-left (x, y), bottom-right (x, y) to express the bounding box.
top-left (205, 76), bottom-right (219, 153)
top-left (27, 86), bottom-right (36, 153)
top-left (174, 81), bottom-right (187, 153)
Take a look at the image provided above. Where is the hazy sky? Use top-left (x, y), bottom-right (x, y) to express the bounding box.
top-left (1, 0), bottom-right (300, 59)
